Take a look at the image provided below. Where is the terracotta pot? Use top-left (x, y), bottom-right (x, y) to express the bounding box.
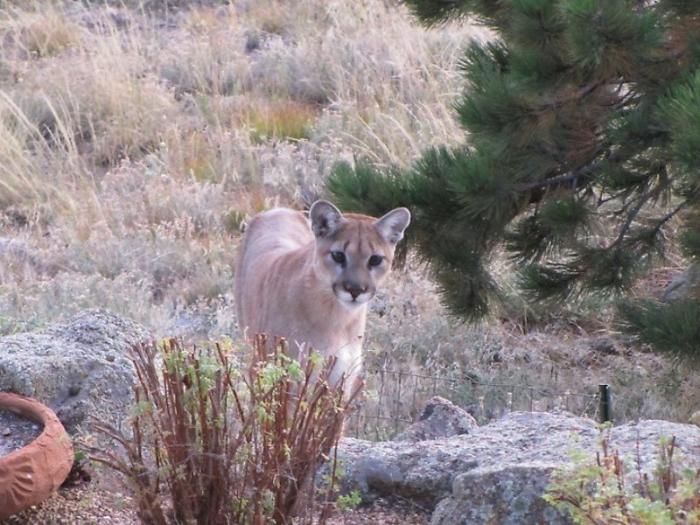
top-left (0, 392), bottom-right (73, 519)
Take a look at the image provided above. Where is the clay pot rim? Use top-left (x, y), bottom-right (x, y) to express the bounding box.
top-left (0, 392), bottom-right (57, 461)
top-left (0, 391), bottom-right (74, 520)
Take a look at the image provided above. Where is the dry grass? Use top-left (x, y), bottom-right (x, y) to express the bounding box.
top-left (0, 0), bottom-right (696, 437)
top-left (0, 0), bottom-right (477, 325)
top-left (245, 98), bottom-right (317, 142)
top-left (0, 3), bottom-right (82, 59)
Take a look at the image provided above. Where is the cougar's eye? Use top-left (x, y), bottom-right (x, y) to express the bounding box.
top-left (368, 255), bottom-right (383, 268)
top-left (331, 251), bottom-right (346, 265)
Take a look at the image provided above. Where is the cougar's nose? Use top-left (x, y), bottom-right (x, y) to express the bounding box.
top-left (343, 281), bottom-right (367, 300)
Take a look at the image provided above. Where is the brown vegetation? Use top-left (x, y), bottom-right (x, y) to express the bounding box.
top-left (90, 336), bottom-right (361, 524)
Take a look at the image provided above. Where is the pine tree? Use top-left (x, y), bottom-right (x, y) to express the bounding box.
top-left (327, 0), bottom-right (700, 359)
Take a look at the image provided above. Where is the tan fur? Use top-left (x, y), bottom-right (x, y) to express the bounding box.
top-left (235, 202), bottom-right (410, 390)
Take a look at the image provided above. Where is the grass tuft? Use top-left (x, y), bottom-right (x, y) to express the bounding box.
top-left (245, 99), bottom-right (317, 142)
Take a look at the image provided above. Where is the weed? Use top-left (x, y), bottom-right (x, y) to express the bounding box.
top-left (336, 490), bottom-right (362, 512)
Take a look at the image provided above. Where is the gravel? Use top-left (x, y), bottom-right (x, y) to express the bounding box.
top-left (2, 470), bottom-right (138, 525)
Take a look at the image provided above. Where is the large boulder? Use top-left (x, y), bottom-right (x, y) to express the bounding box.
top-left (336, 411), bottom-right (700, 524)
top-left (0, 310), bottom-right (148, 432)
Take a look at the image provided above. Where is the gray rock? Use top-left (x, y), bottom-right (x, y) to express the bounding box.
top-left (432, 463), bottom-right (570, 525)
top-left (335, 411), bottom-right (700, 524)
top-left (0, 310), bottom-right (148, 432)
top-left (662, 264), bottom-right (700, 302)
top-left (336, 436), bottom-right (479, 504)
top-left (393, 396), bottom-right (477, 442)
top-left (691, 410), bottom-right (700, 427)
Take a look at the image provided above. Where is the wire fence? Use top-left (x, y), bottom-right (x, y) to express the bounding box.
top-left (347, 368), bottom-right (606, 441)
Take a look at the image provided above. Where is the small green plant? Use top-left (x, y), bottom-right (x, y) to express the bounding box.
top-left (90, 336), bottom-right (362, 525)
top-left (544, 429), bottom-right (700, 524)
top-left (336, 490), bottom-right (362, 512)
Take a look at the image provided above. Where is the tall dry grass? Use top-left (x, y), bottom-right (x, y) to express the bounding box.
top-left (0, 0), bottom-right (478, 330)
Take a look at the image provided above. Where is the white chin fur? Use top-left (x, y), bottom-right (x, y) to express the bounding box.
top-left (337, 290), bottom-right (371, 307)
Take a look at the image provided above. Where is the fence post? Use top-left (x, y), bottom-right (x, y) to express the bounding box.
top-left (598, 384), bottom-right (612, 423)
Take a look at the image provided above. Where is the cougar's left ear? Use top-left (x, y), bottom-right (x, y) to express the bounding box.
top-left (374, 207), bottom-right (411, 244)
top-left (310, 200), bottom-right (345, 238)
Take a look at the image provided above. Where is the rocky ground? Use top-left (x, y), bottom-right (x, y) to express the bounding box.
top-left (337, 409), bottom-right (700, 524)
top-left (2, 467), bottom-right (138, 525)
top-left (3, 473), bottom-right (431, 525)
top-left (5, 402), bottom-right (698, 524)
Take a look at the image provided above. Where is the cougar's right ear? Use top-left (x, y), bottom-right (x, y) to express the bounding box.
top-left (374, 207), bottom-right (411, 244)
top-left (310, 200), bottom-right (345, 238)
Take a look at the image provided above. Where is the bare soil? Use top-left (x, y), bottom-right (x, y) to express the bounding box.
top-left (327, 498), bottom-right (431, 524)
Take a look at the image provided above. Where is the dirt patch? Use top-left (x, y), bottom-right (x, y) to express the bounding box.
top-left (329, 497), bottom-right (431, 524)
top-left (0, 408), bottom-right (42, 456)
top-left (1, 463), bottom-right (429, 524)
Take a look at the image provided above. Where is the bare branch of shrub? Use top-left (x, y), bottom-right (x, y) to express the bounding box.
top-left (89, 336), bottom-right (362, 524)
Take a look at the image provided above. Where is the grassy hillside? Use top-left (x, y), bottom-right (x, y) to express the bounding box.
top-left (0, 0), bottom-right (697, 425)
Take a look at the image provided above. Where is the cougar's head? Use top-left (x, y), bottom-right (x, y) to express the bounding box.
top-left (310, 200), bottom-right (411, 308)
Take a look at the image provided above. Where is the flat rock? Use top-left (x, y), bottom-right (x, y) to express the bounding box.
top-left (0, 310), bottom-right (148, 432)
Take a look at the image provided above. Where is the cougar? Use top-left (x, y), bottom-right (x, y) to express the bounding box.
top-left (234, 200), bottom-right (411, 391)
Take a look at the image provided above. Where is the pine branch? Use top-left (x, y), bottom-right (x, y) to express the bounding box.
top-left (608, 165), bottom-right (670, 249)
top-left (326, 0), bottom-right (700, 336)
top-left (655, 200), bottom-right (688, 230)
top-left (610, 195), bottom-right (649, 249)
top-left (519, 127), bottom-right (668, 197)
top-left (517, 148), bottom-right (609, 193)
top-left (542, 82), bottom-right (602, 111)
